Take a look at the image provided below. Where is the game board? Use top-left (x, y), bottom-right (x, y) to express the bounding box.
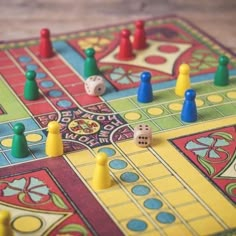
top-left (0, 15), bottom-right (236, 236)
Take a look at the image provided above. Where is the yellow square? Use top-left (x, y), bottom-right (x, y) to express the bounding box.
top-left (77, 164), bottom-right (94, 179)
top-left (140, 163), bottom-right (170, 180)
top-left (128, 151), bottom-right (159, 167)
top-left (189, 216), bottom-right (224, 235)
top-left (163, 223), bottom-right (193, 236)
top-left (117, 139), bottom-right (144, 154)
top-left (176, 202), bottom-right (209, 220)
top-left (98, 188), bottom-right (131, 207)
top-left (152, 176), bottom-right (183, 193)
top-left (66, 150), bottom-right (95, 166)
top-left (164, 189), bottom-right (195, 206)
top-left (109, 202), bottom-right (142, 220)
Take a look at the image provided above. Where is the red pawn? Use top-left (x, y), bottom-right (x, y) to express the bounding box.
top-left (117, 29), bottom-right (135, 61)
top-left (133, 20), bottom-right (147, 50)
top-left (39, 28), bottom-right (54, 58)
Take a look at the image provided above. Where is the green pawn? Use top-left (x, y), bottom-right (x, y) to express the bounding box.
top-left (11, 123), bottom-right (29, 158)
top-left (214, 55), bottom-right (229, 86)
top-left (84, 48), bottom-right (100, 78)
top-left (24, 70), bottom-right (39, 100)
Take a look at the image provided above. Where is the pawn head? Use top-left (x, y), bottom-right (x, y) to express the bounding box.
top-left (48, 121), bottom-right (60, 134)
top-left (0, 210), bottom-right (11, 224)
top-left (121, 29), bottom-right (131, 38)
top-left (40, 28), bottom-right (50, 38)
top-left (219, 55), bottom-right (229, 65)
top-left (185, 89), bottom-right (196, 100)
top-left (96, 152), bottom-right (108, 166)
top-left (85, 48), bottom-right (95, 57)
top-left (135, 20), bottom-right (144, 29)
top-left (140, 71), bottom-right (151, 82)
top-left (26, 70), bottom-right (36, 81)
top-left (13, 123), bottom-right (25, 135)
top-left (179, 64), bottom-right (190, 74)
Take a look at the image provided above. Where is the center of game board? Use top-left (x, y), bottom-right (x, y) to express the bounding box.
top-left (68, 119), bottom-right (100, 135)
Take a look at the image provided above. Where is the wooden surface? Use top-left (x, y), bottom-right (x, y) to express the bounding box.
top-left (0, 0), bottom-right (236, 51)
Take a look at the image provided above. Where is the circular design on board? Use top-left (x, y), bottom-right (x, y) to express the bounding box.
top-left (26, 133), bottom-right (43, 143)
top-left (40, 80), bottom-right (54, 88)
top-left (68, 118), bottom-right (100, 135)
top-left (12, 215), bottom-right (43, 233)
top-left (156, 212), bottom-right (176, 224)
top-left (120, 172), bottom-right (139, 183)
top-left (207, 95), bottom-right (223, 103)
top-left (145, 55), bottom-right (166, 65)
top-left (195, 98), bottom-right (204, 107)
top-left (18, 56), bottom-right (32, 63)
top-left (124, 112), bottom-right (141, 121)
top-left (168, 103), bottom-right (182, 111)
top-left (226, 91), bottom-right (236, 99)
top-left (131, 185), bottom-right (150, 196)
top-left (26, 64), bottom-right (38, 71)
top-left (127, 219), bottom-right (147, 232)
top-left (144, 198), bottom-right (163, 210)
top-left (36, 72), bottom-right (47, 79)
top-left (48, 90), bottom-right (63, 98)
top-left (98, 147), bottom-right (116, 157)
top-left (147, 107), bottom-right (164, 116)
top-left (1, 138), bottom-right (12, 148)
top-left (57, 100), bottom-right (72, 108)
top-left (158, 45), bottom-right (179, 53)
top-left (109, 159), bottom-right (128, 170)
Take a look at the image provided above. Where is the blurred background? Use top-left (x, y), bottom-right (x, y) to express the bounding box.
top-left (1, 0), bottom-right (236, 51)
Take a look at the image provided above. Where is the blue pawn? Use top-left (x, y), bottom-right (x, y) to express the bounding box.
top-left (137, 72), bottom-right (153, 103)
top-left (181, 89), bottom-right (197, 122)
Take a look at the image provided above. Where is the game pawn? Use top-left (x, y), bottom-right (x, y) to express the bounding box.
top-left (0, 210), bottom-right (14, 236)
top-left (133, 20), bottom-right (147, 50)
top-left (92, 152), bottom-right (112, 190)
top-left (11, 123), bottom-right (29, 158)
top-left (214, 55), bottom-right (229, 86)
top-left (39, 28), bottom-right (54, 58)
top-left (137, 71), bottom-right (153, 103)
top-left (45, 121), bottom-right (63, 157)
top-left (181, 89), bottom-right (197, 123)
top-left (24, 70), bottom-right (39, 100)
top-left (175, 63), bottom-right (191, 97)
top-left (117, 29), bottom-right (135, 60)
top-left (84, 48), bottom-right (100, 78)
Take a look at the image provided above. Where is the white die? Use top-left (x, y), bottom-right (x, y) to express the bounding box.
top-left (134, 124), bottom-right (152, 147)
top-left (84, 75), bottom-right (106, 96)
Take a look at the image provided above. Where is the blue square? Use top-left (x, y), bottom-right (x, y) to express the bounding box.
top-left (30, 143), bottom-right (46, 159)
top-left (0, 123), bottom-right (13, 136)
top-left (0, 152), bottom-right (10, 167)
top-left (11, 118), bottom-right (40, 132)
top-left (5, 150), bottom-right (34, 164)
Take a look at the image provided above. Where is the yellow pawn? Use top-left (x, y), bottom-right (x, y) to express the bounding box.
top-left (45, 121), bottom-right (63, 157)
top-left (175, 63), bottom-right (191, 97)
top-left (0, 210), bottom-right (14, 236)
top-left (92, 152), bottom-right (112, 190)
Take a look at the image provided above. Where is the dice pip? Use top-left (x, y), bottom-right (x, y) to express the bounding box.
top-left (84, 75), bottom-right (106, 96)
top-left (134, 124), bottom-right (152, 147)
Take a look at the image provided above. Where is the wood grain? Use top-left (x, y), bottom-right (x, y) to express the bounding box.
top-left (0, 0), bottom-right (235, 51)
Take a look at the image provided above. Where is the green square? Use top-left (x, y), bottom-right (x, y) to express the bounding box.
top-left (154, 89), bottom-right (180, 103)
top-left (142, 105), bottom-right (169, 118)
top-left (108, 98), bottom-right (135, 112)
top-left (204, 94), bottom-right (226, 106)
top-left (130, 120), bottom-right (161, 133)
top-left (121, 109), bottom-right (149, 124)
top-left (216, 104), bottom-right (236, 116)
top-left (192, 81), bottom-right (216, 94)
top-left (154, 116), bottom-right (182, 130)
top-left (198, 107), bottom-right (223, 121)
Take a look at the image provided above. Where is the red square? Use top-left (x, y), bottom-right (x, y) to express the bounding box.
top-left (0, 51), bottom-right (8, 59)
top-left (0, 66), bottom-right (22, 77)
top-left (57, 74), bottom-right (82, 85)
top-left (9, 48), bottom-right (27, 57)
top-left (27, 101), bottom-right (55, 115)
top-left (74, 93), bottom-right (102, 106)
top-left (42, 57), bottom-right (64, 68)
top-left (49, 66), bottom-right (73, 77)
top-left (0, 58), bottom-right (13, 67)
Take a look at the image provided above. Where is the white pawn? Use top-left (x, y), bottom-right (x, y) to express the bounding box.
top-left (134, 124), bottom-right (152, 147)
top-left (84, 75), bottom-right (106, 96)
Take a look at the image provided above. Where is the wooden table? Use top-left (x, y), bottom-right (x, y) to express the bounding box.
top-left (1, 0), bottom-right (236, 52)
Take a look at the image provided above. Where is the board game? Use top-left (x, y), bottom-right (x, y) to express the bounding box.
top-left (0, 15), bottom-right (236, 236)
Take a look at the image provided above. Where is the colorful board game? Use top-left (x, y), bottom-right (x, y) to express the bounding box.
top-left (0, 15), bottom-right (236, 235)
